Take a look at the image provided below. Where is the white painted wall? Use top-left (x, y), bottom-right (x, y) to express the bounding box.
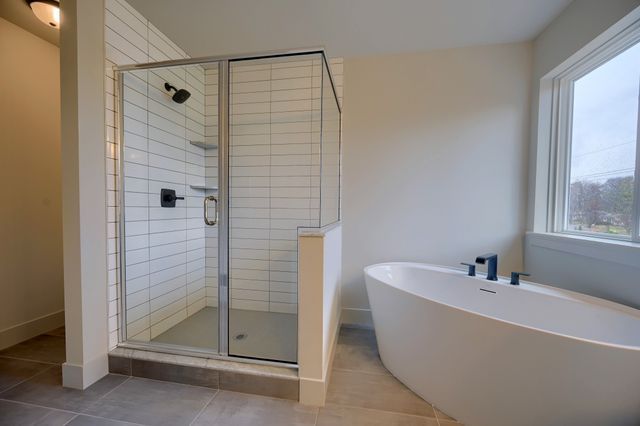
top-left (525, 0), bottom-right (640, 308)
top-left (322, 225), bottom-right (341, 372)
top-left (341, 44), bottom-right (532, 325)
top-left (0, 17), bottom-right (64, 349)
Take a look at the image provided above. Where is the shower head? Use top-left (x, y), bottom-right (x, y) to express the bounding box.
top-left (164, 82), bottom-right (191, 104)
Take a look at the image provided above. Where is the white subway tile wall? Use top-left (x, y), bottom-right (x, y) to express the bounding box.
top-left (226, 57), bottom-right (342, 314)
top-left (228, 57), bottom-right (322, 314)
top-left (104, 0), bottom-right (343, 349)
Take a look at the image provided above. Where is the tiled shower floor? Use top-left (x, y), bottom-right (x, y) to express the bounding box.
top-left (151, 307), bottom-right (297, 362)
top-left (0, 326), bottom-right (461, 425)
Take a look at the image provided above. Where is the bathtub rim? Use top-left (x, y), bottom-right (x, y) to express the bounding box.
top-left (364, 261), bottom-right (640, 351)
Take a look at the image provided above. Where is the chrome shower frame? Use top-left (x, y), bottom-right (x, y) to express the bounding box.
top-left (114, 47), bottom-right (341, 366)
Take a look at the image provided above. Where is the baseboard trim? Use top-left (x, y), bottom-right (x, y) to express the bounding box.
top-left (63, 354), bottom-right (109, 390)
top-left (299, 311), bottom-right (341, 406)
top-left (322, 312), bottom-right (341, 399)
top-left (341, 308), bottom-right (373, 328)
top-left (0, 310), bottom-right (65, 350)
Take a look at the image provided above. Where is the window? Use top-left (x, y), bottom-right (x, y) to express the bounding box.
top-left (552, 26), bottom-right (640, 243)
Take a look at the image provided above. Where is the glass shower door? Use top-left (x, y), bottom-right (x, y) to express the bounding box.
top-left (119, 62), bottom-right (221, 353)
top-left (226, 54), bottom-right (323, 362)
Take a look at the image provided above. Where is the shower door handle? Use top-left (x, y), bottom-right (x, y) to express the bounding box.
top-left (204, 195), bottom-right (218, 226)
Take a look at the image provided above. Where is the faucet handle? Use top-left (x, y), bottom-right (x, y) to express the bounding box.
top-left (510, 272), bottom-right (530, 285)
top-left (461, 262), bottom-right (476, 277)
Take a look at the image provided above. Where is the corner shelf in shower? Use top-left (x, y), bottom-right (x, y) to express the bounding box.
top-left (190, 184), bottom-right (218, 191)
top-left (189, 141), bottom-right (218, 150)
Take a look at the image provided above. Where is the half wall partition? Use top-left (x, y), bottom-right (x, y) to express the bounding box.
top-left (115, 50), bottom-right (341, 364)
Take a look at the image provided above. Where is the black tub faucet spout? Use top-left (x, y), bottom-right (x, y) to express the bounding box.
top-left (475, 253), bottom-right (498, 281)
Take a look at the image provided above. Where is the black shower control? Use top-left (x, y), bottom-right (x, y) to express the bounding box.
top-left (161, 188), bottom-right (184, 207)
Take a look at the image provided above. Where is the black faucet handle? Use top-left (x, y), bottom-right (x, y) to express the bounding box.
top-left (460, 262), bottom-right (476, 277)
top-left (510, 272), bottom-right (530, 285)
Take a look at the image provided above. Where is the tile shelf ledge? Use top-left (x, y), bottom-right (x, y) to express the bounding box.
top-left (189, 141), bottom-right (218, 150)
top-left (190, 185), bottom-right (218, 191)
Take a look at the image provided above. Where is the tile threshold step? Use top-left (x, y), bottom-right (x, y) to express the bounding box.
top-left (109, 347), bottom-right (299, 401)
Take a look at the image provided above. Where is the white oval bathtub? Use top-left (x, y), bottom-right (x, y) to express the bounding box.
top-left (364, 262), bottom-right (640, 426)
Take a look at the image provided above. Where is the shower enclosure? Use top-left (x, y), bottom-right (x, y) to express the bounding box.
top-left (115, 49), bottom-right (341, 364)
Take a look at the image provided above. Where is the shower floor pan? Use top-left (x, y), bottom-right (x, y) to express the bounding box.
top-left (151, 307), bottom-right (297, 362)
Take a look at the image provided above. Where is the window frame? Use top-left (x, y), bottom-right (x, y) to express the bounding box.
top-left (549, 21), bottom-right (640, 243)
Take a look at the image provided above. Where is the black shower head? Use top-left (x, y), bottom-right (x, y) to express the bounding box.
top-left (164, 82), bottom-right (191, 104)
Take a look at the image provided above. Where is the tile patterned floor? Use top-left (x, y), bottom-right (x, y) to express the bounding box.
top-left (0, 326), bottom-right (461, 425)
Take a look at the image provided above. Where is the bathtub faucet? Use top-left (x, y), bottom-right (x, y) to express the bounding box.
top-left (475, 253), bottom-right (498, 281)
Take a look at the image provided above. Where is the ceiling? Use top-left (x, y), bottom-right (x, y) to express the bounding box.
top-left (0, 0), bottom-right (59, 46)
top-left (127, 0), bottom-right (571, 58)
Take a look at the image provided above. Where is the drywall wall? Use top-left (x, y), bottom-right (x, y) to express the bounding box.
top-left (525, 233), bottom-right (640, 308)
top-left (341, 43), bottom-right (532, 325)
top-left (0, 17), bottom-right (64, 349)
top-left (525, 0), bottom-right (640, 308)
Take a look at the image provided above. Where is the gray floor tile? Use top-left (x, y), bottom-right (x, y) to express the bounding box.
top-left (0, 358), bottom-right (52, 393)
top-left (0, 400), bottom-right (75, 426)
top-left (326, 370), bottom-right (435, 418)
top-left (36, 410), bottom-right (79, 425)
top-left (65, 415), bottom-right (138, 425)
top-left (0, 366), bottom-right (128, 412)
top-left (192, 390), bottom-right (317, 426)
top-left (317, 404), bottom-right (438, 426)
top-left (83, 377), bottom-right (215, 426)
top-left (0, 335), bottom-right (66, 364)
top-left (332, 343), bottom-right (389, 375)
top-left (338, 327), bottom-right (377, 347)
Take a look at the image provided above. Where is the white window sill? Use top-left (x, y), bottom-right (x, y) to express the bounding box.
top-left (525, 232), bottom-right (640, 269)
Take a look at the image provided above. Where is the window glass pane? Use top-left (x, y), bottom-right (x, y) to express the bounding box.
top-left (567, 42), bottom-right (640, 237)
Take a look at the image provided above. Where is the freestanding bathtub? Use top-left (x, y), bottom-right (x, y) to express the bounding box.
top-left (364, 262), bottom-right (640, 426)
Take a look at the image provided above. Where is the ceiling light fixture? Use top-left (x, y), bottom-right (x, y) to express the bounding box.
top-left (27, 0), bottom-right (60, 29)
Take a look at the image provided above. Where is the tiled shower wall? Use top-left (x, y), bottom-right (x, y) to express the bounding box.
top-left (227, 58), bottom-right (322, 314)
top-left (226, 58), bottom-right (343, 314)
top-left (104, 0), bottom-right (343, 348)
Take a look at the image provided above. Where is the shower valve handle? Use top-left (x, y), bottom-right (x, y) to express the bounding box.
top-left (160, 188), bottom-right (183, 207)
top-left (163, 193), bottom-right (184, 202)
